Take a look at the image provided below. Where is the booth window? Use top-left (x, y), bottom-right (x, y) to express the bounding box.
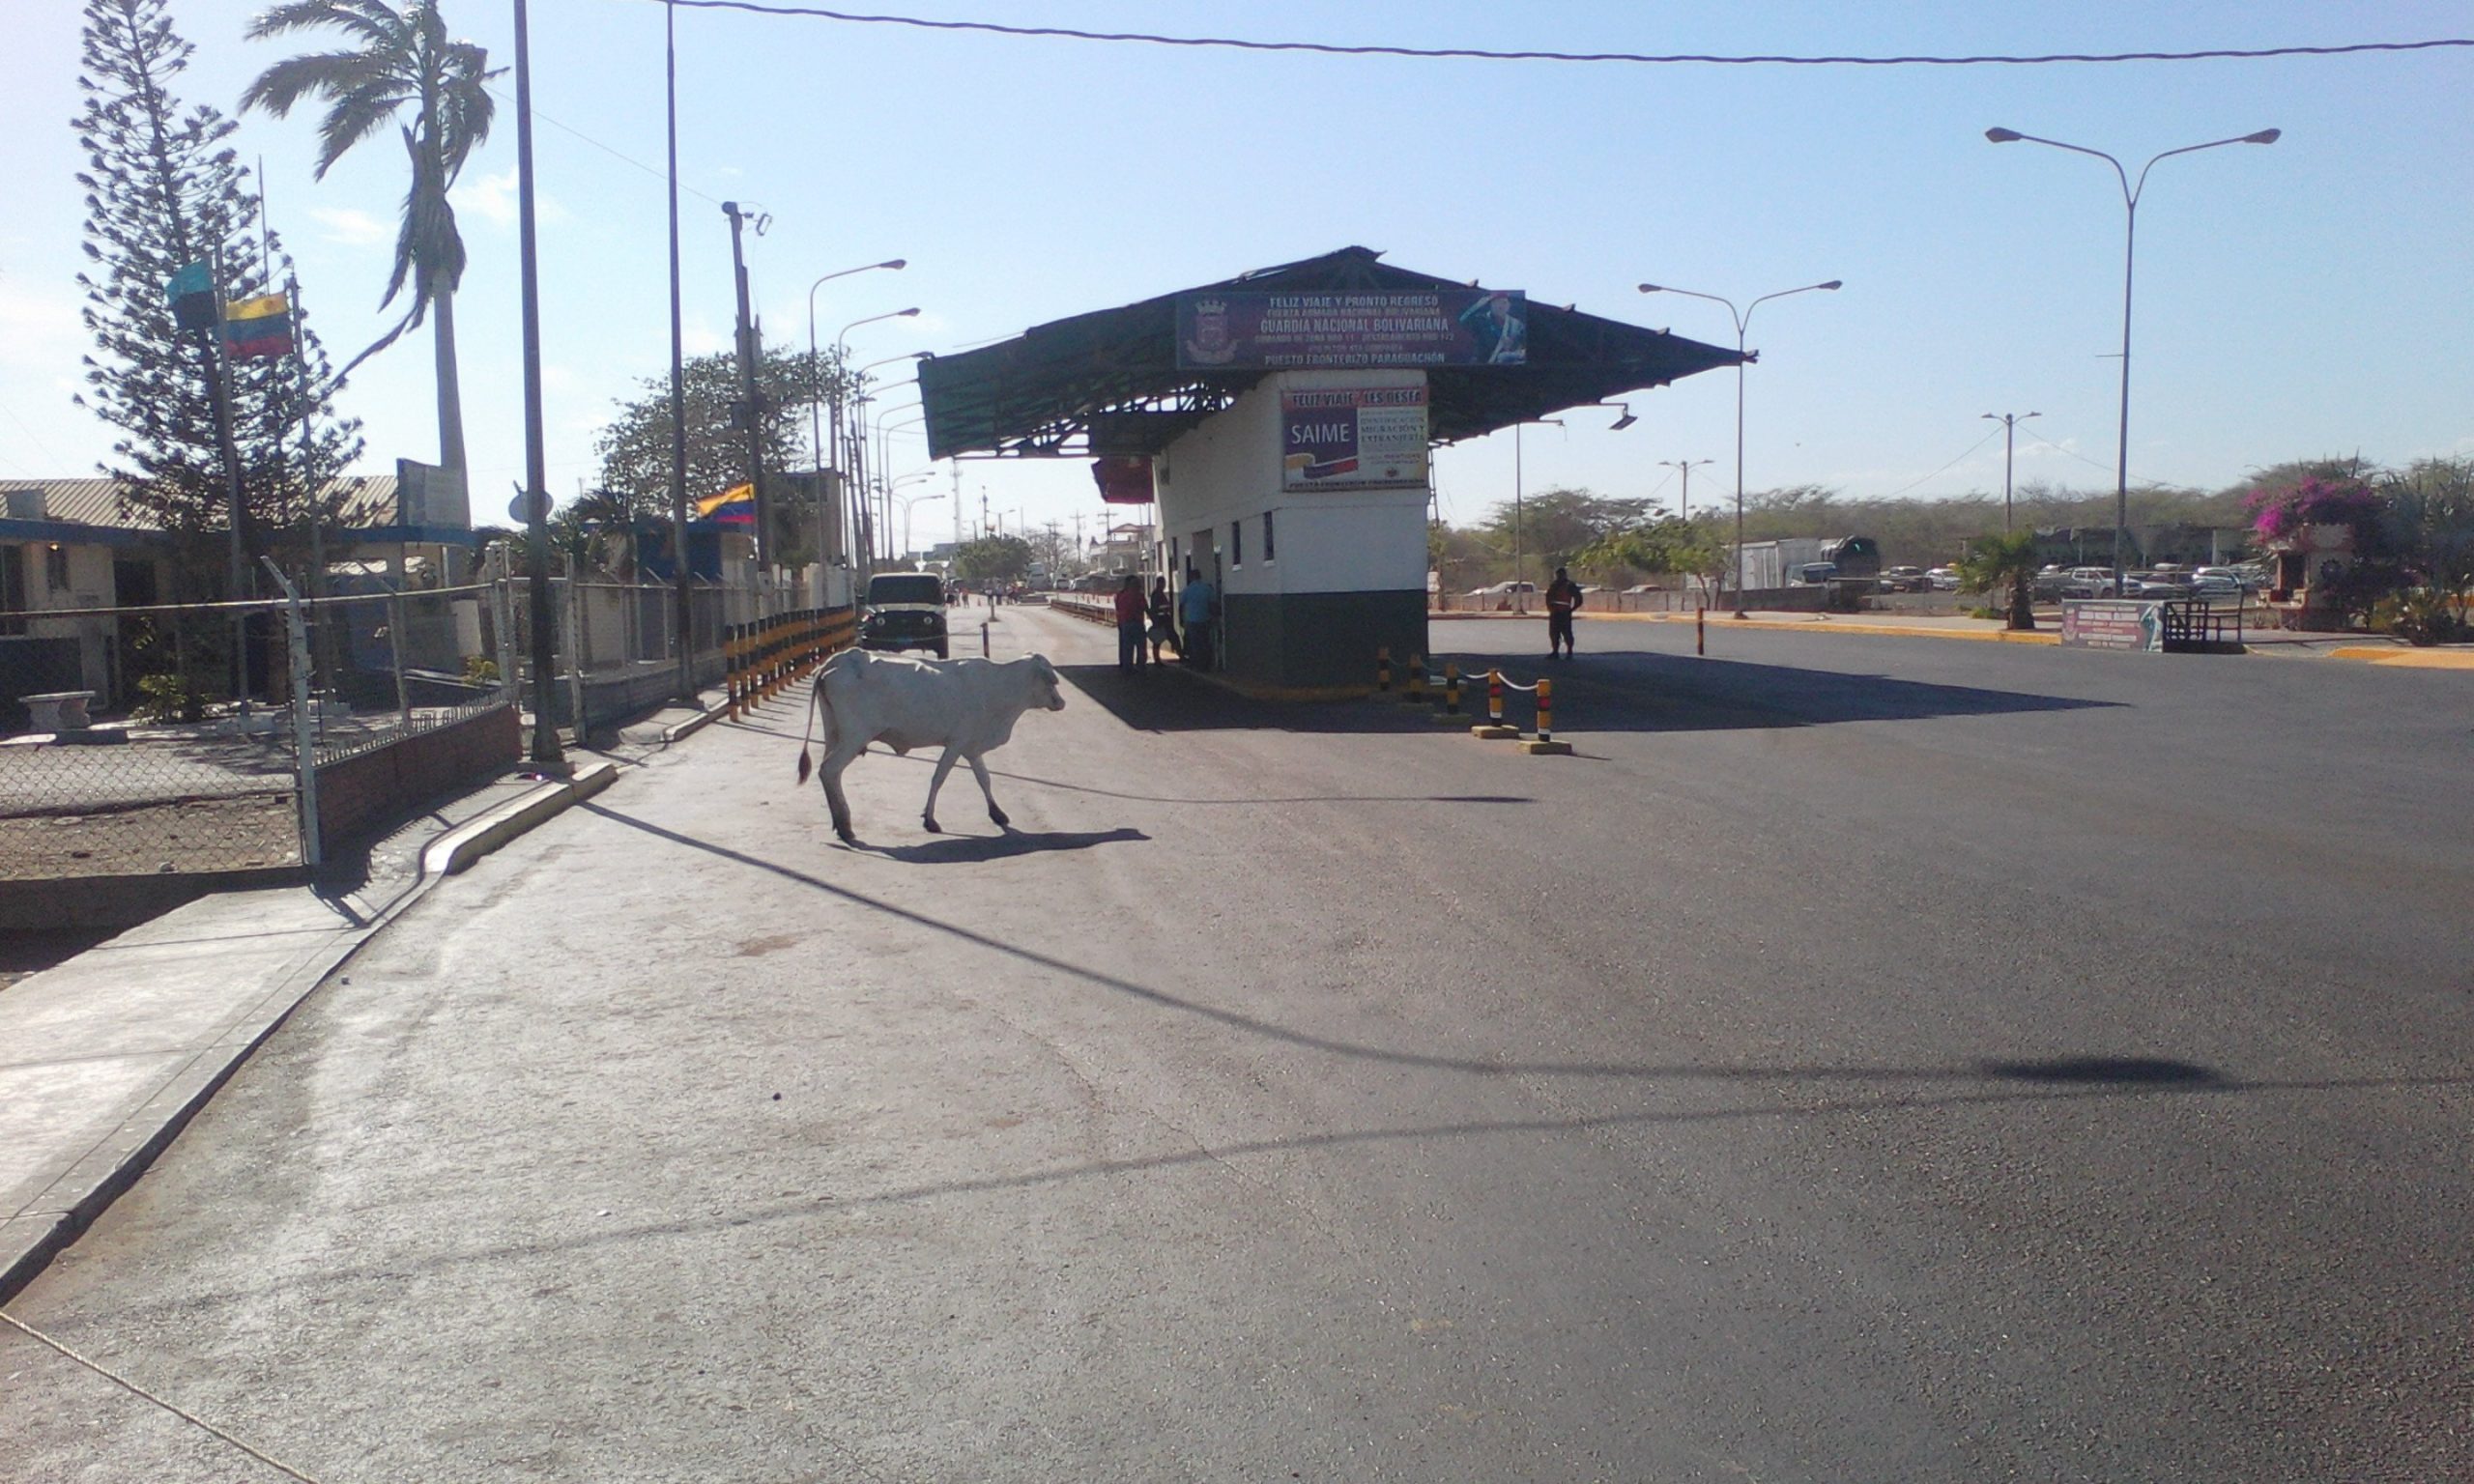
top-left (0, 546), bottom-right (25, 636)
top-left (1229, 520), bottom-right (1243, 567)
top-left (44, 544), bottom-right (71, 593)
top-left (1262, 510), bottom-right (1276, 563)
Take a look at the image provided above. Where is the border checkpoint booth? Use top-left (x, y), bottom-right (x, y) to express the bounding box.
top-left (919, 246), bottom-right (1742, 692)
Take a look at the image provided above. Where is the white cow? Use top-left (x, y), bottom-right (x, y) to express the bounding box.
top-left (795, 648), bottom-right (1066, 842)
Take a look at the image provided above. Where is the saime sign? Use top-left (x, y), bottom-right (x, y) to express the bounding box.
top-left (1280, 385), bottom-right (1429, 492)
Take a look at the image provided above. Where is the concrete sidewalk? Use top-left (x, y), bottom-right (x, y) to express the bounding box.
top-left (0, 699), bottom-right (673, 1300)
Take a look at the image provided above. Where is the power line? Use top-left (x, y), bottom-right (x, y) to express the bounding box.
top-left (480, 83), bottom-right (728, 207)
top-left (1870, 425), bottom-right (2006, 499)
top-left (656, 3), bottom-right (2474, 69)
top-left (2019, 427), bottom-right (2183, 490)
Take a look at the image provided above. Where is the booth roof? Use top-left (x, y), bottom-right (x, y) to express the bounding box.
top-left (919, 245), bottom-right (1744, 462)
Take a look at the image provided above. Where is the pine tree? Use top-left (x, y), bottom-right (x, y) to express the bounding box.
top-left (72, 0), bottom-right (360, 599)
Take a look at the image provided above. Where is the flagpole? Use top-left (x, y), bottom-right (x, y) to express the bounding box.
top-left (206, 243), bottom-right (255, 710)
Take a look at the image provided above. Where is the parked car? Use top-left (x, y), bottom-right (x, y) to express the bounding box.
top-left (1924, 566), bottom-right (1962, 591)
top-left (1878, 565), bottom-right (1929, 593)
top-left (2061, 566), bottom-right (2119, 599)
top-left (860, 571), bottom-right (950, 658)
top-left (2189, 565), bottom-right (2258, 596)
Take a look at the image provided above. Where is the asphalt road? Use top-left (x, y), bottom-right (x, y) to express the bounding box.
top-left (5, 608), bottom-right (2469, 1483)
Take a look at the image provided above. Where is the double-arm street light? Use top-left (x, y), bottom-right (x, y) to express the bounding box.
top-left (1658, 458), bottom-right (1712, 522)
top-left (1985, 125), bottom-right (2279, 591)
top-left (805, 260), bottom-right (905, 475)
top-left (1638, 278), bottom-right (1841, 617)
top-left (832, 308), bottom-right (921, 572)
top-left (1980, 412), bottom-right (2040, 531)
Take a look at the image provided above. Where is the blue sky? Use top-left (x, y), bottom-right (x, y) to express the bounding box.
top-left (4, 1), bottom-right (2469, 547)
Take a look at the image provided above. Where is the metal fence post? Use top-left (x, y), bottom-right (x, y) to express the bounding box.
top-left (262, 559), bottom-right (323, 870)
top-left (387, 588), bottom-right (412, 730)
top-left (563, 575), bottom-right (587, 744)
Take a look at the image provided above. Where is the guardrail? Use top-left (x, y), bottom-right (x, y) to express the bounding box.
top-left (1047, 594), bottom-right (1115, 627)
top-left (724, 607), bottom-right (856, 718)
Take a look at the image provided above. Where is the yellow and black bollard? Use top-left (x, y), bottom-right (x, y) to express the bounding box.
top-left (1376, 645), bottom-right (1392, 693)
top-left (1403, 653), bottom-right (1426, 704)
top-left (1696, 603), bottom-right (1706, 657)
top-left (1519, 675), bottom-right (1573, 755)
top-left (1432, 661), bottom-right (1467, 724)
top-left (1470, 666), bottom-right (1519, 739)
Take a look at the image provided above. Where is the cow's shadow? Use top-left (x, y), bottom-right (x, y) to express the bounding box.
top-left (847, 826), bottom-right (1148, 864)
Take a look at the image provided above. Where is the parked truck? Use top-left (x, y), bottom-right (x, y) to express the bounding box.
top-left (1737, 536), bottom-right (1882, 592)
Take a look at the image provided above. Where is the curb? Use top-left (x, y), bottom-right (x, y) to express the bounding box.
top-left (421, 759), bottom-right (619, 877)
top-left (661, 702), bottom-right (731, 745)
top-left (1431, 610), bottom-right (2060, 643)
top-left (2323, 644), bottom-right (2474, 671)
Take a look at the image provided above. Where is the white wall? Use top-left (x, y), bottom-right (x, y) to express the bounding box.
top-left (1155, 368), bottom-right (1428, 597)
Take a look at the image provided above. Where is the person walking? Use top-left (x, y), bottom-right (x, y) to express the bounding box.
top-left (1146, 575), bottom-right (1177, 665)
top-left (1545, 566), bottom-right (1582, 658)
top-left (1179, 565), bottom-right (1217, 671)
top-left (1112, 573), bottom-right (1149, 672)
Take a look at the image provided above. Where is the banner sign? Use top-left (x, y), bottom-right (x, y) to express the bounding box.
top-left (2059, 599), bottom-right (2165, 651)
top-left (1280, 385), bottom-right (1429, 492)
top-left (1179, 290), bottom-right (1527, 370)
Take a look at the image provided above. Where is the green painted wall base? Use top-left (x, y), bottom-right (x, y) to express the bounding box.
top-left (1221, 590), bottom-right (1428, 690)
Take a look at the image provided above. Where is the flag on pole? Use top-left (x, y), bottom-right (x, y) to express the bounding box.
top-left (694, 483), bottom-right (757, 526)
top-left (166, 260), bottom-right (216, 333)
top-left (222, 293), bottom-right (294, 359)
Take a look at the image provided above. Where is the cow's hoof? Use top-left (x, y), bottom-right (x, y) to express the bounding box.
top-left (922, 816), bottom-right (941, 834)
top-left (989, 807), bottom-right (1011, 827)
top-left (834, 829), bottom-right (856, 845)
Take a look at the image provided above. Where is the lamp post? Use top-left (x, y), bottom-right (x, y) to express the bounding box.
top-left (831, 308), bottom-right (920, 575)
top-left (1980, 412), bottom-right (2040, 531)
top-left (893, 488), bottom-right (944, 560)
top-left (1658, 458), bottom-right (1712, 522)
top-left (1512, 417), bottom-right (1563, 614)
top-left (1985, 125), bottom-right (2278, 592)
top-left (1638, 277), bottom-right (1840, 617)
top-left (804, 258), bottom-right (906, 479)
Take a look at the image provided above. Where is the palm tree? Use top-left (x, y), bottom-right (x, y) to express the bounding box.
top-left (241, 0), bottom-right (495, 482)
top-left (1958, 528), bottom-right (2041, 631)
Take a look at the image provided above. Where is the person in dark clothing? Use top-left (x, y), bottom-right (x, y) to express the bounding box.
top-left (1146, 576), bottom-right (1177, 665)
top-left (1545, 566), bottom-right (1582, 658)
top-left (1112, 574), bottom-right (1148, 671)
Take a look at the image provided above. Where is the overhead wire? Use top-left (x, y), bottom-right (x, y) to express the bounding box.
top-left (653, 4), bottom-right (2473, 69)
top-left (1866, 424), bottom-right (2007, 499)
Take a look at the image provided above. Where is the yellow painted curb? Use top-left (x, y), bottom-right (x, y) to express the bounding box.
top-left (1626, 613), bottom-right (2061, 644)
top-left (2326, 645), bottom-right (2474, 670)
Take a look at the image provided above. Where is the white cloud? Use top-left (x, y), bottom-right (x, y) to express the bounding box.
top-left (310, 206), bottom-right (391, 248)
top-left (450, 168), bottom-right (569, 231)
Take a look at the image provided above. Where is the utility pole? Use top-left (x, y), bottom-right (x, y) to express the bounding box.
top-left (1659, 458), bottom-right (1712, 523)
top-left (664, 0), bottom-right (693, 700)
top-left (1982, 412), bottom-right (2040, 531)
top-left (723, 201), bottom-right (769, 575)
top-left (513, 0), bottom-right (561, 765)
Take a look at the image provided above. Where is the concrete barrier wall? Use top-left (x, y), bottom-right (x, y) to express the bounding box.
top-left (313, 703), bottom-right (520, 855)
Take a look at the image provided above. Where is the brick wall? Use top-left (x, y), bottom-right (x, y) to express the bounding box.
top-left (314, 704), bottom-right (520, 854)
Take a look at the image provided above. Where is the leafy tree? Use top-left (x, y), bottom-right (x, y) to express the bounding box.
top-left (593, 346), bottom-right (850, 518)
top-left (951, 534), bottom-right (1031, 584)
top-left (73, 0), bottom-right (361, 599)
top-left (1481, 487), bottom-right (1654, 568)
top-left (242, 0), bottom-right (496, 477)
top-left (1956, 528), bottom-right (2040, 631)
top-left (1572, 515), bottom-right (1707, 585)
top-left (2380, 456), bottom-right (2474, 623)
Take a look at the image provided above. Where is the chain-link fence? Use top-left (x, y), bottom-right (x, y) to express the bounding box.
top-left (2, 569), bottom-right (798, 883)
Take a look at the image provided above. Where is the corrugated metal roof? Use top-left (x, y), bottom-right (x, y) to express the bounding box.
top-left (0, 475), bottom-right (399, 529)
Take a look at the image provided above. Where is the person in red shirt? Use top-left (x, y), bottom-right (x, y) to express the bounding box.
top-left (1112, 573), bottom-right (1149, 671)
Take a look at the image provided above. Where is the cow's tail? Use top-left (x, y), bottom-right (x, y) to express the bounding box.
top-left (793, 648), bottom-right (853, 787)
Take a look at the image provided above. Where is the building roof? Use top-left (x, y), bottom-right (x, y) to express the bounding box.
top-left (918, 245), bottom-right (1743, 462)
top-left (0, 475), bottom-right (402, 530)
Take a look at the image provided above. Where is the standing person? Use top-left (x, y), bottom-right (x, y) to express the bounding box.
top-left (1112, 573), bottom-right (1148, 672)
top-left (1147, 575), bottom-right (1177, 665)
top-left (1545, 566), bottom-right (1582, 658)
top-left (1179, 564), bottom-right (1217, 671)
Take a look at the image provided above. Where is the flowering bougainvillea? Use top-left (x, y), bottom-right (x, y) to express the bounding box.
top-left (2244, 476), bottom-right (2383, 543)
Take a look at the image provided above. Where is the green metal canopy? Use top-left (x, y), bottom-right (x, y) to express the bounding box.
top-left (919, 245), bottom-right (1743, 462)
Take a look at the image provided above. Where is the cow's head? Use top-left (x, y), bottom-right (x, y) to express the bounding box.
top-left (1026, 654), bottom-right (1066, 712)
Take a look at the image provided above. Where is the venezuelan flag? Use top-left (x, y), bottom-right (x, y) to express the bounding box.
top-left (222, 293), bottom-right (294, 359)
top-left (694, 483), bottom-right (756, 525)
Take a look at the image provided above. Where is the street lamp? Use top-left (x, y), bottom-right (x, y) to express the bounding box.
top-left (1658, 458), bottom-right (1712, 522)
top-left (805, 259), bottom-right (905, 475)
top-left (1980, 412), bottom-right (2040, 531)
top-left (892, 488), bottom-right (945, 560)
top-left (1639, 277), bottom-right (1840, 618)
top-left (1985, 125), bottom-right (2278, 592)
top-left (1512, 417), bottom-right (1563, 614)
top-left (831, 307), bottom-right (921, 572)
